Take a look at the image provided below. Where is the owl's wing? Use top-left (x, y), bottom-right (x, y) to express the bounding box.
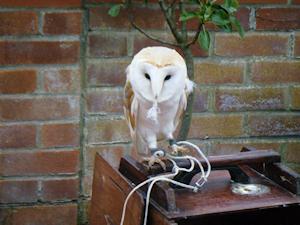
top-left (173, 79), bottom-right (195, 129)
top-left (174, 93), bottom-right (187, 129)
top-left (123, 80), bottom-right (138, 139)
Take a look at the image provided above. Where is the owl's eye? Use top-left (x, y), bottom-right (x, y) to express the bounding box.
top-left (164, 75), bottom-right (171, 81)
top-left (145, 73), bottom-right (151, 80)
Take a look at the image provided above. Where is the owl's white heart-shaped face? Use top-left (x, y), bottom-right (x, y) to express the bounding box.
top-left (127, 46), bottom-right (188, 103)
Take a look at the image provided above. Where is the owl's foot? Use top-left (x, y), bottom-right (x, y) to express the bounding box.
top-left (143, 149), bottom-right (167, 171)
top-left (168, 139), bottom-right (190, 156)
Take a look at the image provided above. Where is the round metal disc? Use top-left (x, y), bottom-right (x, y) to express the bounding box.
top-left (231, 183), bottom-right (270, 196)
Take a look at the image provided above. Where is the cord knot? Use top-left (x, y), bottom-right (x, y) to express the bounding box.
top-left (147, 101), bottom-right (160, 123)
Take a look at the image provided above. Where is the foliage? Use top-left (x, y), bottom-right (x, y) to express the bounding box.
top-left (108, 0), bottom-right (244, 51)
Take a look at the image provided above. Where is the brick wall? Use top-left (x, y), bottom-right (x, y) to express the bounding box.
top-left (0, 0), bottom-right (82, 224)
top-left (0, 0), bottom-right (300, 225)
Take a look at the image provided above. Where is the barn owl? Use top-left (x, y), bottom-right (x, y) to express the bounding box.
top-left (124, 46), bottom-right (194, 169)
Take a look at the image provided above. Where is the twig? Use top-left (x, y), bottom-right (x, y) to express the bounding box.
top-left (126, 1), bottom-right (179, 47)
top-left (128, 15), bottom-right (179, 47)
top-left (186, 23), bottom-right (202, 47)
top-left (166, 0), bottom-right (177, 11)
top-left (179, 0), bottom-right (188, 43)
top-left (159, 0), bottom-right (184, 44)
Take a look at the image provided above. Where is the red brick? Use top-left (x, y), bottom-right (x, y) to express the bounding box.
top-left (216, 87), bottom-right (285, 112)
top-left (256, 8), bottom-right (300, 30)
top-left (0, 180), bottom-right (38, 203)
top-left (291, 87), bottom-right (300, 110)
top-left (193, 89), bottom-right (208, 112)
top-left (0, 41), bottom-right (80, 65)
top-left (252, 61), bottom-right (300, 83)
top-left (210, 142), bottom-right (281, 156)
top-left (42, 69), bottom-right (80, 93)
top-left (0, 124), bottom-right (36, 148)
top-left (133, 33), bottom-right (175, 55)
top-left (2, 204), bottom-right (77, 225)
top-left (236, 8), bottom-right (250, 30)
top-left (43, 12), bottom-right (82, 35)
top-left (0, 0), bottom-right (81, 7)
top-left (87, 59), bottom-right (128, 86)
top-left (90, 7), bottom-right (128, 29)
top-left (195, 62), bottom-right (244, 84)
top-left (189, 41), bottom-right (210, 57)
top-left (0, 70), bottom-right (36, 94)
top-left (133, 33), bottom-right (208, 57)
top-left (87, 88), bottom-right (123, 113)
top-left (0, 96), bottom-right (79, 121)
top-left (188, 114), bottom-right (243, 139)
top-left (293, 0), bottom-right (300, 4)
top-left (136, 34), bottom-right (205, 57)
top-left (249, 115), bottom-right (300, 137)
top-left (284, 143), bottom-right (300, 163)
top-left (89, 34), bottom-right (127, 57)
top-left (89, 6), bottom-right (165, 30)
top-left (295, 34), bottom-right (300, 56)
top-left (41, 178), bottom-right (78, 201)
top-left (87, 118), bottom-right (131, 143)
top-left (41, 123), bottom-right (80, 148)
top-left (215, 33), bottom-right (288, 57)
top-left (0, 11), bottom-right (38, 35)
top-left (0, 150), bottom-right (79, 176)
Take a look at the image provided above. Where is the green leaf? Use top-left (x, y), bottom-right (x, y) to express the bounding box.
top-left (222, 0), bottom-right (239, 13)
top-left (218, 24), bottom-right (232, 32)
top-left (198, 29), bottom-right (210, 51)
top-left (211, 13), bottom-right (230, 26)
top-left (108, 4), bottom-right (122, 17)
top-left (230, 16), bottom-right (245, 38)
top-left (204, 5), bottom-right (212, 21)
top-left (180, 11), bottom-right (198, 22)
top-left (189, 0), bottom-right (201, 4)
top-left (230, 0), bottom-right (239, 9)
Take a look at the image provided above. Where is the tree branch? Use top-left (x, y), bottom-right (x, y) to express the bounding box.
top-left (166, 0), bottom-right (177, 11)
top-left (179, 0), bottom-right (188, 43)
top-left (125, 0), bottom-right (179, 48)
top-left (128, 14), bottom-right (179, 47)
top-left (186, 23), bottom-right (202, 47)
top-left (158, 0), bottom-right (184, 44)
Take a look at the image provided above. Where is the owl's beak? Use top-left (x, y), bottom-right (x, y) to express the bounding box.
top-left (151, 75), bottom-right (164, 101)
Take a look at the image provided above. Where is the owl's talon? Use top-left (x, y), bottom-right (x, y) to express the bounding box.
top-left (143, 155), bottom-right (167, 171)
top-left (169, 142), bottom-right (190, 156)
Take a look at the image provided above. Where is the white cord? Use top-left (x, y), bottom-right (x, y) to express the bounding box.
top-left (120, 160), bottom-right (179, 225)
top-left (168, 154), bottom-right (207, 186)
top-left (177, 141), bottom-right (211, 187)
top-left (142, 158), bottom-right (197, 225)
top-left (119, 141), bottom-right (211, 225)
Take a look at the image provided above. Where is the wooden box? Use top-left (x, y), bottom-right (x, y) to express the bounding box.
top-left (90, 147), bottom-right (300, 225)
